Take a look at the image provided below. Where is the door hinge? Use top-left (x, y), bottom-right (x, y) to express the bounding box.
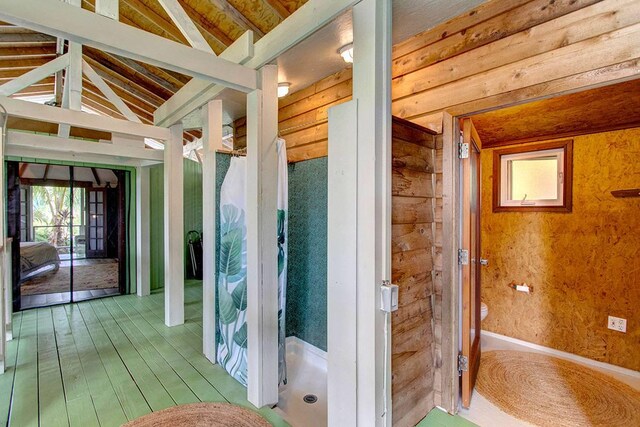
top-left (458, 249), bottom-right (469, 265)
top-left (458, 354), bottom-right (469, 374)
top-left (458, 142), bottom-right (469, 159)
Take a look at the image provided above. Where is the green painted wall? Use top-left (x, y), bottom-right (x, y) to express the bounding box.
top-left (149, 159), bottom-right (203, 290)
top-left (285, 157), bottom-right (328, 351)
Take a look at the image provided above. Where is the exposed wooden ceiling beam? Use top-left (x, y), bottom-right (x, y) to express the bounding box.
top-left (157, 0), bottom-right (214, 53)
top-left (90, 167), bottom-right (101, 185)
top-left (83, 47), bottom-right (178, 97)
top-left (0, 94), bottom-right (171, 139)
top-left (0, 0), bottom-right (258, 92)
top-left (176, 2), bottom-right (233, 48)
top-left (119, 0), bottom-right (188, 44)
top-left (18, 162), bottom-right (28, 177)
top-left (0, 53), bottom-right (69, 96)
top-left (82, 78), bottom-right (154, 122)
top-left (178, 1), bottom-right (247, 44)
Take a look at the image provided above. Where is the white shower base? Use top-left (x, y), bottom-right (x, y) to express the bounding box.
top-left (274, 337), bottom-right (327, 427)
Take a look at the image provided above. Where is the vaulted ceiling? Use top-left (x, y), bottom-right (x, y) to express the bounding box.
top-left (0, 0), bottom-right (309, 141)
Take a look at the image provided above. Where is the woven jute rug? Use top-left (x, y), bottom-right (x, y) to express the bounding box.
top-left (122, 403), bottom-right (272, 427)
top-left (21, 262), bottom-right (118, 295)
top-left (476, 350), bottom-right (640, 427)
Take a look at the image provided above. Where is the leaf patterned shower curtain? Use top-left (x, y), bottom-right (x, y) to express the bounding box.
top-left (217, 157), bottom-right (249, 385)
top-left (216, 140), bottom-right (288, 387)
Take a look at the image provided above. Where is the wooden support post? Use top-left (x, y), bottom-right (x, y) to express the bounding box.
top-left (164, 124), bottom-right (184, 327)
top-left (201, 100), bottom-right (222, 363)
top-left (96, 0), bottom-right (118, 20)
top-left (246, 64), bottom-right (279, 407)
top-left (158, 0), bottom-right (213, 54)
top-left (354, 0), bottom-right (392, 425)
top-left (327, 100), bottom-right (359, 426)
top-left (58, 0), bottom-right (82, 138)
top-left (136, 165), bottom-right (150, 297)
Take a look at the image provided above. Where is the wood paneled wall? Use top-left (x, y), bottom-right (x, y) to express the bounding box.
top-left (233, 68), bottom-right (352, 162)
top-left (392, 0), bottom-right (640, 129)
top-left (238, 0), bottom-right (640, 163)
top-left (481, 128), bottom-right (640, 371)
top-left (390, 117), bottom-right (437, 427)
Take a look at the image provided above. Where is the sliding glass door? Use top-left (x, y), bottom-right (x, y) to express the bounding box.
top-left (7, 162), bottom-right (129, 310)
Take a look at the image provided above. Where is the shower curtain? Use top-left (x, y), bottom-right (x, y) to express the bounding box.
top-left (217, 156), bottom-right (248, 385)
top-left (216, 140), bottom-right (288, 387)
top-left (277, 138), bottom-right (288, 386)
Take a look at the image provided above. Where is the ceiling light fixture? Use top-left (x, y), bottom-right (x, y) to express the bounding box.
top-left (339, 43), bottom-right (353, 63)
top-left (278, 82), bottom-right (291, 98)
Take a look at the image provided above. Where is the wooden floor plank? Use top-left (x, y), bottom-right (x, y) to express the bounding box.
top-left (97, 298), bottom-right (203, 405)
top-left (10, 310), bottom-right (40, 427)
top-left (86, 299), bottom-right (176, 412)
top-left (2, 282), bottom-right (287, 427)
top-left (61, 303), bottom-right (129, 427)
top-left (0, 313), bottom-right (22, 427)
top-left (75, 301), bottom-right (152, 421)
top-left (36, 308), bottom-right (70, 427)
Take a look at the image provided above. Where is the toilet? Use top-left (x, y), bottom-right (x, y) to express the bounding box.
top-left (481, 302), bottom-right (489, 321)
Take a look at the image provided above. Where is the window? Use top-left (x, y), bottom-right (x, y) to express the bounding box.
top-left (493, 139), bottom-right (573, 212)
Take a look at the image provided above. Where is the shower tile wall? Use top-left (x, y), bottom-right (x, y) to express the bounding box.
top-left (286, 157), bottom-right (328, 351)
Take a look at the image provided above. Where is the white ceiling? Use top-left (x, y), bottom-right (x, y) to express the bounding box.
top-left (218, 0), bottom-right (487, 122)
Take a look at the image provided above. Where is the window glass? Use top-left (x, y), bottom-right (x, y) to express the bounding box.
top-left (510, 157), bottom-right (558, 201)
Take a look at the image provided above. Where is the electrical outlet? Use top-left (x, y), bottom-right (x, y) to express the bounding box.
top-left (608, 316), bottom-right (627, 333)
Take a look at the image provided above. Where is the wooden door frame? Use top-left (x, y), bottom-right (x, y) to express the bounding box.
top-left (439, 76), bottom-right (640, 414)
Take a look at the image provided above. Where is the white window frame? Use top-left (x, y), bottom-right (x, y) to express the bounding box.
top-left (500, 147), bottom-right (565, 207)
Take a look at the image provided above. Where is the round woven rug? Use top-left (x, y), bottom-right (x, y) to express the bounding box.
top-left (122, 403), bottom-right (272, 427)
top-left (476, 350), bottom-right (640, 427)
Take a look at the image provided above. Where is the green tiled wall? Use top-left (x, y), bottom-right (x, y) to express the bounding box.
top-left (285, 157), bottom-right (328, 351)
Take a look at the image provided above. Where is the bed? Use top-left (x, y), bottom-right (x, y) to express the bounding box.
top-left (20, 242), bottom-right (61, 281)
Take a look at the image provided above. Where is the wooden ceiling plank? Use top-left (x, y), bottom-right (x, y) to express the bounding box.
top-left (189, 0), bottom-right (264, 39)
top-left (264, 0), bottom-right (291, 20)
top-left (0, 33), bottom-right (55, 44)
top-left (82, 76), bottom-right (156, 119)
top-left (14, 83), bottom-right (54, 96)
top-left (0, 46), bottom-right (56, 59)
top-left (0, 57), bottom-right (51, 70)
top-left (157, 0), bottom-right (214, 53)
top-left (0, 53), bottom-right (69, 96)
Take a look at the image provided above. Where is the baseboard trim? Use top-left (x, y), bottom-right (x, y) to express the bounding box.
top-left (482, 329), bottom-right (640, 379)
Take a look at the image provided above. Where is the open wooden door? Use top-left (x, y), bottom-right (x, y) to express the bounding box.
top-left (460, 118), bottom-right (482, 408)
top-left (86, 188), bottom-right (107, 258)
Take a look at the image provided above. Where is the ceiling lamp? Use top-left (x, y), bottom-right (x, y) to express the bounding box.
top-left (339, 43), bottom-right (353, 63)
top-left (278, 82), bottom-right (291, 98)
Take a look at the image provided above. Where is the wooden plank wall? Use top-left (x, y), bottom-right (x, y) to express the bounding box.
top-left (237, 0), bottom-right (640, 163)
top-left (392, 0), bottom-right (640, 128)
top-left (233, 68), bottom-right (352, 162)
top-left (390, 117), bottom-right (437, 427)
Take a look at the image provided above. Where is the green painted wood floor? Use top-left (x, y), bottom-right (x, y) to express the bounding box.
top-left (0, 281), bottom-right (288, 427)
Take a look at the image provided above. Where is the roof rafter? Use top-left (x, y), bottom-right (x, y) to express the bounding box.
top-left (0, 0), bottom-right (257, 92)
top-left (157, 0), bottom-right (214, 53)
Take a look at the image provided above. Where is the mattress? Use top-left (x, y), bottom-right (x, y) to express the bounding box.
top-left (20, 241), bottom-right (61, 276)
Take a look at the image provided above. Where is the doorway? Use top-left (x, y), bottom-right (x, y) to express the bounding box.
top-left (7, 162), bottom-right (130, 310)
top-left (447, 79), bottom-right (640, 426)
